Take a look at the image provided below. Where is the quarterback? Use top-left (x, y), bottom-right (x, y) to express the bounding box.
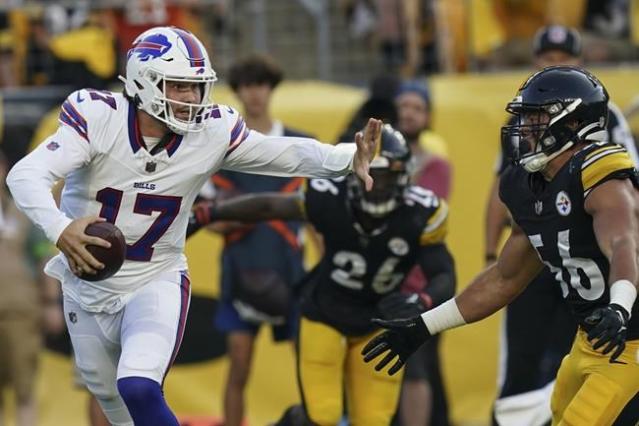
top-left (6, 27), bottom-right (380, 426)
top-left (363, 66), bottom-right (639, 425)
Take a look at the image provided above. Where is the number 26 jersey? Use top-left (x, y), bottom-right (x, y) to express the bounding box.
top-left (301, 177), bottom-right (448, 336)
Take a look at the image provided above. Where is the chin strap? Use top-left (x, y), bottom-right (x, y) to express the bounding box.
top-left (520, 141), bottom-right (574, 173)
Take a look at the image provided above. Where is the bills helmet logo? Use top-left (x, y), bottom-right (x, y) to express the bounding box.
top-left (46, 141), bottom-right (60, 151)
top-left (128, 33), bottom-right (172, 62)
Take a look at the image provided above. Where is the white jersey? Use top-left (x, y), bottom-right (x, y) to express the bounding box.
top-left (7, 89), bottom-right (356, 313)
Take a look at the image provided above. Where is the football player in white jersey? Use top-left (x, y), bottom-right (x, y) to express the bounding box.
top-left (6, 26), bottom-right (381, 426)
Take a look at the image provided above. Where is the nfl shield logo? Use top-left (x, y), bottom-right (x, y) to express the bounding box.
top-left (534, 200), bottom-right (543, 215)
top-left (146, 161), bottom-right (157, 173)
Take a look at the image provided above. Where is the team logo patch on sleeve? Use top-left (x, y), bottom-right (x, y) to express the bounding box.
top-left (46, 141), bottom-right (60, 151)
top-left (555, 191), bottom-right (572, 216)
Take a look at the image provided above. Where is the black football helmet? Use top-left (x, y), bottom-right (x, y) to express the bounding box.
top-left (347, 124), bottom-right (411, 217)
top-left (502, 66), bottom-right (609, 173)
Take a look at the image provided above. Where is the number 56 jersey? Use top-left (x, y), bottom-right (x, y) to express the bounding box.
top-left (500, 143), bottom-right (639, 339)
top-left (8, 89), bottom-right (355, 313)
top-left (301, 177), bottom-right (449, 336)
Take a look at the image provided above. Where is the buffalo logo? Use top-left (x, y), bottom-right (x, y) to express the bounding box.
top-left (128, 33), bottom-right (172, 62)
top-left (47, 141), bottom-right (60, 151)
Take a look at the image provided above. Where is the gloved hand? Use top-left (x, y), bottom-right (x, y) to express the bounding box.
top-left (186, 200), bottom-right (216, 238)
top-left (585, 303), bottom-right (629, 362)
top-left (377, 292), bottom-right (428, 320)
top-left (361, 316), bottom-right (431, 375)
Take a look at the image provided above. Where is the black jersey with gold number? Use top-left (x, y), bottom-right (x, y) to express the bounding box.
top-left (301, 177), bottom-right (448, 336)
top-left (500, 143), bottom-right (639, 339)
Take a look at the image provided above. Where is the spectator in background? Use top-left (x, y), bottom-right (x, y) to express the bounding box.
top-left (375, 0), bottom-right (421, 77)
top-left (340, 0), bottom-right (423, 77)
top-left (24, 4), bottom-right (117, 89)
top-left (395, 80), bottom-right (451, 198)
top-left (210, 54), bottom-right (309, 426)
top-left (113, 0), bottom-right (210, 71)
top-left (0, 11), bottom-right (18, 87)
top-left (580, 0), bottom-right (639, 63)
top-left (484, 25), bottom-right (639, 425)
top-left (394, 80), bottom-right (451, 426)
top-left (0, 151), bottom-right (48, 426)
top-left (338, 74), bottom-right (401, 142)
top-left (487, 0), bottom-right (550, 68)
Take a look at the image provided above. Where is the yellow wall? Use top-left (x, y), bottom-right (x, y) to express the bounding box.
top-left (29, 69), bottom-right (639, 426)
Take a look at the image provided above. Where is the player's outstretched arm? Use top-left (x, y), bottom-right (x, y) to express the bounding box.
top-left (584, 178), bottom-right (639, 361)
top-left (222, 117), bottom-right (382, 182)
top-left (455, 221), bottom-right (542, 322)
top-left (186, 193), bottom-right (305, 238)
top-left (362, 221), bottom-right (542, 375)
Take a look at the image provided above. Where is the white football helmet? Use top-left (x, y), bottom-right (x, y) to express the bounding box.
top-left (120, 26), bottom-right (217, 135)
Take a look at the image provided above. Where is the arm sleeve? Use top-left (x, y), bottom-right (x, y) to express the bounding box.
top-left (580, 145), bottom-right (635, 198)
top-left (416, 243), bottom-right (456, 308)
top-left (222, 110), bottom-right (356, 178)
top-left (419, 199), bottom-right (449, 245)
top-left (6, 105), bottom-right (92, 244)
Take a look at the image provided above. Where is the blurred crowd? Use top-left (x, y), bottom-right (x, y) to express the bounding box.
top-left (1, 0), bottom-right (639, 90)
top-left (0, 0), bottom-right (229, 89)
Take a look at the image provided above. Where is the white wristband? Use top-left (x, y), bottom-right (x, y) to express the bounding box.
top-left (420, 298), bottom-right (466, 335)
top-left (610, 279), bottom-right (637, 317)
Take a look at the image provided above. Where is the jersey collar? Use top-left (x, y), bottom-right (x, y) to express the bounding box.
top-left (127, 101), bottom-right (184, 157)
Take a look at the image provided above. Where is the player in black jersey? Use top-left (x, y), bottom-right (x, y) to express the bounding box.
top-left (484, 25), bottom-right (639, 426)
top-left (364, 67), bottom-right (639, 426)
top-left (188, 125), bottom-right (456, 425)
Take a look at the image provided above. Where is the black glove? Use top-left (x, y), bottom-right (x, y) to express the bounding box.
top-left (186, 200), bottom-right (216, 238)
top-left (377, 292), bottom-right (428, 320)
top-left (585, 303), bottom-right (629, 362)
top-left (361, 316), bottom-right (431, 376)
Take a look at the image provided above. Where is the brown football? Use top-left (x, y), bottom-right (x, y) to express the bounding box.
top-left (79, 222), bottom-right (127, 282)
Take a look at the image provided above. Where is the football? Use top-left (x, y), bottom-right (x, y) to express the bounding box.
top-left (79, 221), bottom-right (127, 282)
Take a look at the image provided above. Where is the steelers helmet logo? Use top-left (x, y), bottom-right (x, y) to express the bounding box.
top-left (555, 191), bottom-right (571, 216)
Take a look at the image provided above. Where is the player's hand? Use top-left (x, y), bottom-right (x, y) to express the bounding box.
top-left (56, 216), bottom-right (109, 277)
top-left (186, 200), bottom-right (216, 238)
top-left (377, 292), bottom-right (428, 320)
top-left (352, 118), bottom-right (382, 191)
top-left (362, 315), bottom-right (431, 375)
top-left (585, 303), bottom-right (629, 362)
